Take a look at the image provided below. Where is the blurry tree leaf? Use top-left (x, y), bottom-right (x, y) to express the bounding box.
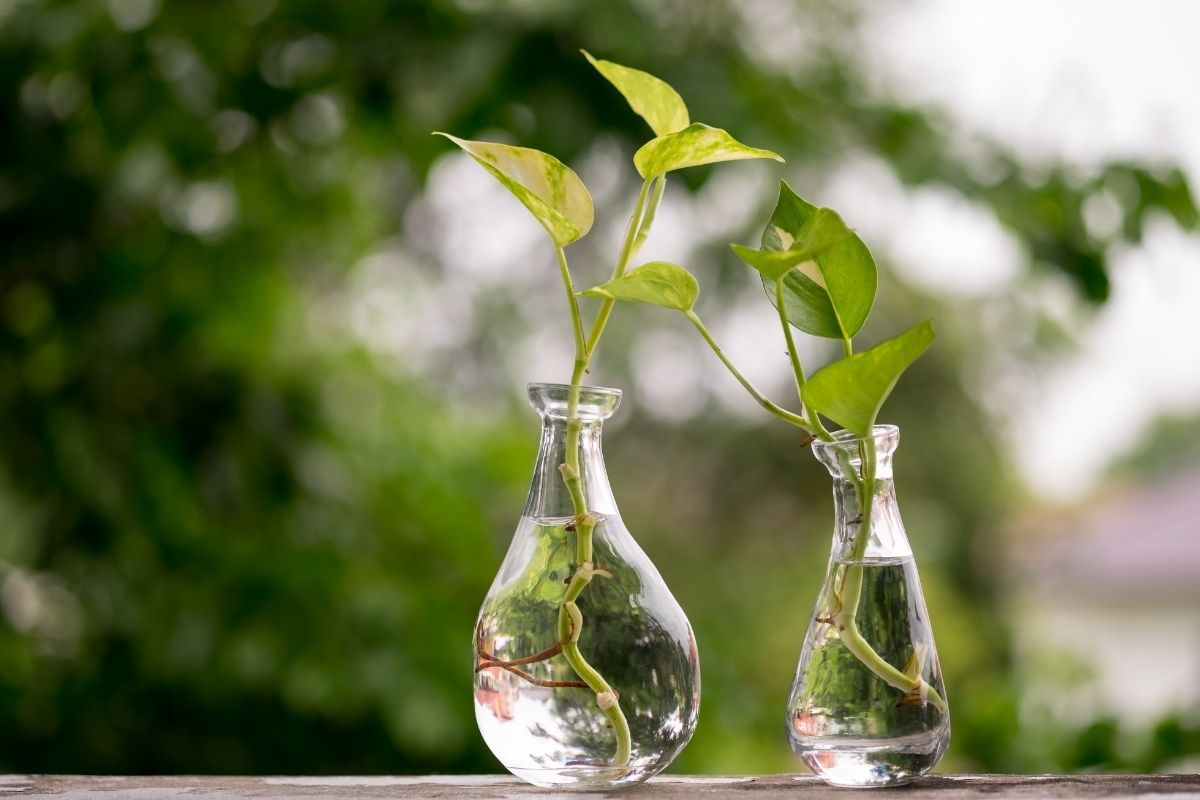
top-left (580, 261), bottom-right (698, 311)
top-left (582, 50), bottom-right (689, 136)
top-left (762, 182), bottom-right (877, 340)
top-left (802, 320), bottom-right (935, 436)
top-left (433, 133), bottom-right (593, 246)
top-left (633, 123), bottom-right (782, 179)
top-left (731, 206), bottom-right (852, 280)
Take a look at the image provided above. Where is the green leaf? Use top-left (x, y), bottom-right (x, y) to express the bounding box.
top-left (731, 207), bottom-right (852, 280)
top-left (775, 270), bottom-right (842, 338)
top-left (582, 50), bottom-right (689, 137)
top-left (633, 123), bottom-right (783, 179)
top-left (801, 320), bottom-right (935, 437)
top-left (580, 261), bottom-right (698, 311)
top-left (432, 133), bottom-right (593, 246)
top-left (762, 181), bottom-right (876, 340)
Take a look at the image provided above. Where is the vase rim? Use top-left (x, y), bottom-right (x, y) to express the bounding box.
top-left (811, 424), bottom-right (899, 454)
top-left (527, 382), bottom-right (622, 421)
top-left (527, 381), bottom-right (622, 398)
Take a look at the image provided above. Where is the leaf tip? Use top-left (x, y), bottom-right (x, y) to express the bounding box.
top-left (579, 286), bottom-right (611, 300)
top-left (580, 48), bottom-right (598, 65)
top-left (729, 242), bottom-right (757, 263)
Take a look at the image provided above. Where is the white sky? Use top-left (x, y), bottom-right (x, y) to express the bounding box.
top-left (863, 0), bottom-right (1200, 501)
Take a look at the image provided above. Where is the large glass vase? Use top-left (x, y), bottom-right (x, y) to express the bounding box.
top-left (473, 383), bottom-right (700, 788)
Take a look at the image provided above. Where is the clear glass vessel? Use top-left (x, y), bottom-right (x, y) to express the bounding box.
top-left (786, 425), bottom-right (949, 787)
top-left (474, 383), bottom-right (700, 789)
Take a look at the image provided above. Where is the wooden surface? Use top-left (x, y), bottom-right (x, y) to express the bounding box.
top-left (3, 774), bottom-right (1199, 799)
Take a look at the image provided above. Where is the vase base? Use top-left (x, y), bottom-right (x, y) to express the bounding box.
top-left (793, 727), bottom-right (948, 788)
top-left (506, 764), bottom-right (655, 790)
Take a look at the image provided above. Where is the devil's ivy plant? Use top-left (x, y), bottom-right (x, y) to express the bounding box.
top-left (437, 50), bottom-right (943, 768)
top-left (584, 175), bottom-right (943, 716)
top-left (436, 51), bottom-right (783, 768)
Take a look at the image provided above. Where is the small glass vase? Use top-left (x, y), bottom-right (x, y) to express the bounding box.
top-left (786, 425), bottom-right (949, 787)
top-left (473, 383), bottom-right (700, 789)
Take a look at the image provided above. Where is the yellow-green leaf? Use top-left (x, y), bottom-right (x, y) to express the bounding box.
top-left (433, 133), bottom-right (593, 246)
top-left (801, 320), bottom-right (935, 436)
top-left (582, 50), bottom-right (689, 137)
top-left (580, 261), bottom-right (698, 312)
top-left (633, 123), bottom-right (783, 179)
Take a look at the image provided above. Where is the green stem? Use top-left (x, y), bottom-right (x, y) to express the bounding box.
top-left (583, 177), bottom-right (654, 359)
top-left (630, 175), bottom-right (665, 255)
top-left (775, 278), bottom-right (806, 395)
top-left (833, 436), bottom-right (947, 713)
top-left (808, 410), bottom-right (834, 442)
top-left (555, 378), bottom-right (632, 767)
top-left (773, 278), bottom-right (834, 442)
top-left (556, 246), bottom-right (586, 359)
top-left (545, 181), bottom-right (663, 770)
top-left (685, 310), bottom-right (814, 432)
top-left (483, 174), bottom-right (666, 770)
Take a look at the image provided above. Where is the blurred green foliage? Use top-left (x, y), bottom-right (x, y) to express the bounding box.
top-left (2, 0), bottom-right (1198, 777)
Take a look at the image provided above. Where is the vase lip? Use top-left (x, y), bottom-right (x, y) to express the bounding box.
top-left (527, 382), bottom-right (622, 421)
top-left (811, 424), bottom-right (900, 455)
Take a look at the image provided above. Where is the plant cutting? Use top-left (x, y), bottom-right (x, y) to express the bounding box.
top-left (436, 52), bottom-right (786, 787)
top-left (584, 180), bottom-right (950, 785)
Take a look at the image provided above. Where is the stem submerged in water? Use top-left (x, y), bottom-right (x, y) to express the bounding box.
top-left (556, 379), bottom-right (632, 767)
top-left (544, 180), bottom-right (665, 770)
top-left (832, 437), bottom-right (947, 713)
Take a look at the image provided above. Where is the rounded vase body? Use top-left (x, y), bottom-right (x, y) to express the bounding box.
top-left (786, 425), bottom-right (949, 787)
top-left (474, 383), bottom-right (700, 788)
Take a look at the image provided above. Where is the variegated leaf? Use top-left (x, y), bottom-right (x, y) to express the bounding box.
top-left (633, 123), bottom-right (783, 179)
top-left (580, 261), bottom-right (698, 311)
top-left (433, 133), bottom-right (593, 246)
top-left (582, 50), bottom-right (689, 136)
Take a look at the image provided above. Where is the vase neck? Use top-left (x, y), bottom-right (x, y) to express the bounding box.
top-left (523, 417), bottom-right (617, 518)
top-left (813, 425), bottom-right (912, 561)
top-left (522, 383), bottom-right (620, 520)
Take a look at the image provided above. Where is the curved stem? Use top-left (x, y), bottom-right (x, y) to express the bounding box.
top-left (774, 278), bottom-right (834, 442)
top-left (833, 438), bottom-right (947, 712)
top-left (482, 175), bottom-right (665, 770)
top-left (548, 180), bottom-right (658, 767)
top-left (685, 310), bottom-right (814, 433)
top-left (775, 278), bottom-right (807, 396)
top-left (555, 389), bottom-right (632, 766)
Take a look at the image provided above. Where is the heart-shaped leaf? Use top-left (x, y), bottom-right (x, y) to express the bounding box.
top-left (762, 181), bottom-right (876, 340)
top-left (582, 50), bottom-right (689, 137)
top-left (801, 320), bottom-right (935, 437)
top-left (433, 133), bottom-right (593, 246)
top-left (731, 207), bottom-right (852, 280)
top-left (580, 261), bottom-right (698, 311)
top-left (633, 123), bottom-right (783, 179)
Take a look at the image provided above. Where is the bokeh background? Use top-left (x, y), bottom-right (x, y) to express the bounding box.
top-left (3, 0), bottom-right (1200, 777)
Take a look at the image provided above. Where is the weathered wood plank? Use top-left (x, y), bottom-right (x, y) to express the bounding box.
top-left (3, 774), bottom-right (1199, 799)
